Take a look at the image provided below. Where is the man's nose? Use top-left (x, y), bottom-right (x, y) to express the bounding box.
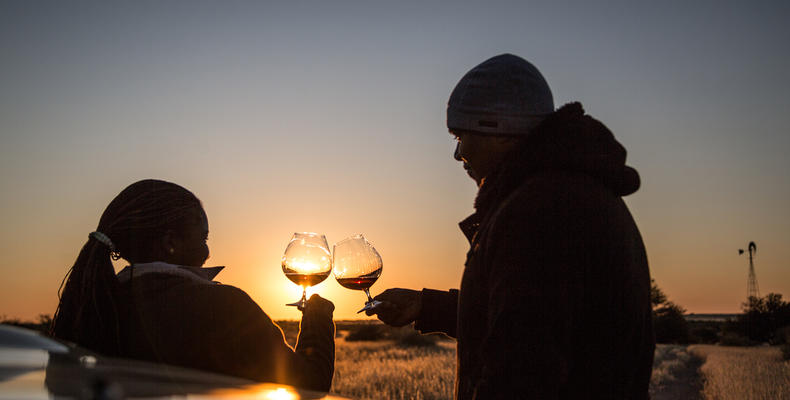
top-left (454, 142), bottom-right (462, 161)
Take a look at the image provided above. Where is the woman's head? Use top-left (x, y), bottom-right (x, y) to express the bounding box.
top-left (97, 179), bottom-right (209, 266)
top-left (52, 179), bottom-right (208, 353)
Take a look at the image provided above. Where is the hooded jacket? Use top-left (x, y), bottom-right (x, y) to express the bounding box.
top-left (416, 103), bottom-right (655, 399)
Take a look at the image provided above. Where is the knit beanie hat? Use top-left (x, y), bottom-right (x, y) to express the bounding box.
top-left (447, 54), bottom-right (554, 136)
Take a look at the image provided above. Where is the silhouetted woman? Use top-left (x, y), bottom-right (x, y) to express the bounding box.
top-left (51, 179), bottom-right (334, 391)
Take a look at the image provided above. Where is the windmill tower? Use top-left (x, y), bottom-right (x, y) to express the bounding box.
top-left (738, 241), bottom-right (759, 300)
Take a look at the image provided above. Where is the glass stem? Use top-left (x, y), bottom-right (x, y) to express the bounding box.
top-left (364, 288), bottom-right (373, 303)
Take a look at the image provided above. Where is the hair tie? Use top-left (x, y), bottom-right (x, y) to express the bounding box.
top-left (89, 231), bottom-right (121, 260)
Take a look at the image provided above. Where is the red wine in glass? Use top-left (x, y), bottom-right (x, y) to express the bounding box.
top-left (336, 267), bottom-right (382, 291)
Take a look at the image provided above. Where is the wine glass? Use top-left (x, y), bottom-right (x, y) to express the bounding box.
top-left (332, 234), bottom-right (383, 313)
top-left (282, 232), bottom-right (332, 310)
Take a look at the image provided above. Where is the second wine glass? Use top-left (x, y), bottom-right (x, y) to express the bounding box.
top-left (332, 234), bottom-right (383, 313)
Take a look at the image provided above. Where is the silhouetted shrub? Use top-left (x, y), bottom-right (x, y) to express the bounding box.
top-left (345, 324), bottom-right (385, 341)
top-left (781, 344), bottom-right (790, 361)
top-left (0, 314), bottom-right (52, 334)
top-left (728, 293), bottom-right (790, 343)
top-left (771, 326), bottom-right (790, 345)
top-left (651, 280), bottom-right (690, 344)
top-left (689, 326), bottom-right (719, 344)
top-left (391, 328), bottom-right (438, 347)
top-left (650, 279), bottom-right (668, 309)
top-left (774, 327), bottom-right (790, 360)
top-left (718, 333), bottom-right (753, 346)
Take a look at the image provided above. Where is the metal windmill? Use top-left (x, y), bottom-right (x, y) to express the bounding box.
top-left (738, 241), bottom-right (759, 299)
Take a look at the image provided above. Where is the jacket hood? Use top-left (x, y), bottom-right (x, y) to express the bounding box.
top-left (475, 102), bottom-right (640, 210)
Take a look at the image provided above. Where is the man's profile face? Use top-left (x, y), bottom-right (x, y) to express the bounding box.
top-left (451, 130), bottom-right (519, 187)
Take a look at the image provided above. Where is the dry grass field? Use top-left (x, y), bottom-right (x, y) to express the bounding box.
top-left (690, 345), bottom-right (790, 400)
top-left (278, 323), bottom-right (790, 399)
top-left (331, 337), bottom-right (456, 400)
top-left (328, 338), bottom-right (705, 399)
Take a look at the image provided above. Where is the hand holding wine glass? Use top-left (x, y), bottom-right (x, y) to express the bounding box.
top-left (332, 234), bottom-right (383, 313)
top-left (364, 288), bottom-right (422, 327)
top-left (282, 232), bottom-right (332, 310)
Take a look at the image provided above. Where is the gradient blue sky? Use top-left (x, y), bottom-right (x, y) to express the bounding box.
top-left (1, 1), bottom-right (789, 320)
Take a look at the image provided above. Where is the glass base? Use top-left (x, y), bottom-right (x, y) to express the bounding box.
top-left (286, 300), bottom-right (305, 311)
top-left (286, 293), bottom-right (306, 311)
top-left (357, 299), bottom-right (383, 314)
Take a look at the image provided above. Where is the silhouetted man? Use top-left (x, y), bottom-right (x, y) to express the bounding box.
top-left (369, 54), bottom-right (655, 399)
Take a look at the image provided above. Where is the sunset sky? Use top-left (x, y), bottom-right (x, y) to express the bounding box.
top-left (1, 1), bottom-right (788, 321)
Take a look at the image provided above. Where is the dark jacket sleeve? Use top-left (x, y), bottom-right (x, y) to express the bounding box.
top-left (188, 284), bottom-right (335, 391)
top-left (415, 288), bottom-right (459, 338)
top-left (472, 189), bottom-right (584, 399)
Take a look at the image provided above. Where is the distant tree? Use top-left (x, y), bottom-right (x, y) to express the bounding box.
top-left (345, 324), bottom-right (385, 341)
top-left (651, 279), bottom-right (689, 343)
top-left (37, 314), bottom-right (52, 331)
top-left (729, 293), bottom-right (790, 343)
top-left (650, 279), bottom-right (668, 309)
top-left (654, 302), bottom-right (689, 344)
top-left (0, 314), bottom-right (52, 334)
top-left (390, 327), bottom-right (440, 348)
top-left (689, 324), bottom-right (719, 344)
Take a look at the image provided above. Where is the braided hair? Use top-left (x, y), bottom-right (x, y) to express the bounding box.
top-left (51, 179), bottom-right (203, 355)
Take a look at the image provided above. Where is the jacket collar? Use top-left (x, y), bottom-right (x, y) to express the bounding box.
top-left (117, 261), bottom-right (224, 284)
top-left (459, 213), bottom-right (482, 244)
top-left (473, 102), bottom-right (640, 213)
